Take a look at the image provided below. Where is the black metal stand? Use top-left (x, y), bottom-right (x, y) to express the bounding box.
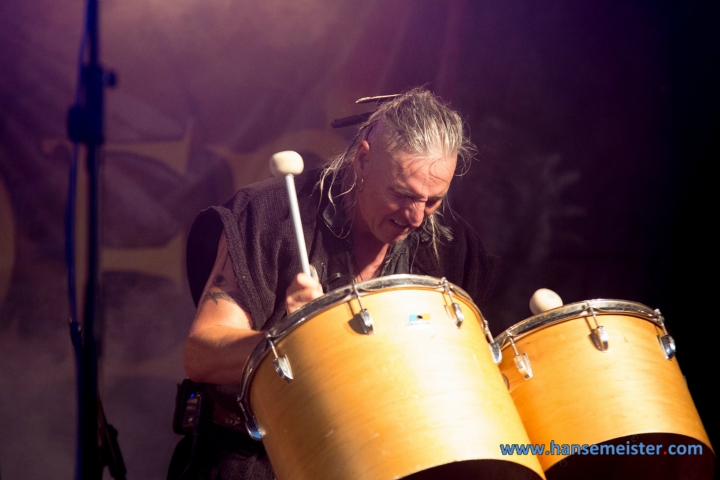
top-left (67, 0), bottom-right (124, 478)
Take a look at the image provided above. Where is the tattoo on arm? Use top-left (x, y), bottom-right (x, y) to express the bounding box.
top-left (202, 290), bottom-right (243, 306)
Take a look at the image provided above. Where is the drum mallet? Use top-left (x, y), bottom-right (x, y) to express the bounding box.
top-left (529, 288), bottom-right (563, 315)
top-left (269, 151), bottom-right (311, 277)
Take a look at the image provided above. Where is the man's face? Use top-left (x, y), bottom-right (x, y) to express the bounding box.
top-left (352, 127), bottom-right (456, 247)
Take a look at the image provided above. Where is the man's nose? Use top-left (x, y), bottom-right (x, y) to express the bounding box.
top-left (404, 202), bottom-right (425, 228)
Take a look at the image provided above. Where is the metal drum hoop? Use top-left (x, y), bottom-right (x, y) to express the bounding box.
top-left (493, 298), bottom-right (666, 351)
top-left (237, 274), bottom-right (482, 436)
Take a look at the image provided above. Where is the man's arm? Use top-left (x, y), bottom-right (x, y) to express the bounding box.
top-left (183, 231), bottom-right (264, 384)
top-left (183, 230), bottom-right (324, 384)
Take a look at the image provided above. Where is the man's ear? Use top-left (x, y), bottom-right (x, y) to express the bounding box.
top-left (354, 140), bottom-right (371, 172)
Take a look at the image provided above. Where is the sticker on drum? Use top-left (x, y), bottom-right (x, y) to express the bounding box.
top-left (494, 299), bottom-right (716, 480)
top-left (406, 313), bottom-right (432, 330)
top-left (239, 274), bottom-right (545, 480)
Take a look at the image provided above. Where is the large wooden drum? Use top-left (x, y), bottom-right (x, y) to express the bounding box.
top-left (239, 275), bottom-right (545, 480)
top-left (494, 299), bottom-right (715, 480)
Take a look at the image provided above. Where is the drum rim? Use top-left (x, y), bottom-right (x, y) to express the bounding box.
top-left (494, 298), bottom-right (662, 349)
top-left (238, 274), bottom-right (479, 432)
top-left (272, 273), bottom-right (475, 339)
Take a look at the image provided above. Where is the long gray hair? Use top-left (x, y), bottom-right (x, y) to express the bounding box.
top-left (318, 87), bottom-right (476, 254)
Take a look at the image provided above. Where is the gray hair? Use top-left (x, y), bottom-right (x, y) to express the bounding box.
top-left (319, 87), bottom-right (476, 253)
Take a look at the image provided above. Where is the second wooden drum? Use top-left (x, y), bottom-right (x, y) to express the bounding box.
top-left (494, 299), bottom-right (715, 480)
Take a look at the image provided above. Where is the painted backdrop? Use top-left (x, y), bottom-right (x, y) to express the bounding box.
top-left (0, 0), bottom-right (717, 478)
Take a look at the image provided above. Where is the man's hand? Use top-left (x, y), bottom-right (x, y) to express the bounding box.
top-left (286, 269), bottom-right (323, 314)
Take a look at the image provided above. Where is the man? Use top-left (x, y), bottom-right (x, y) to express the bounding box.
top-left (168, 87), bottom-right (500, 479)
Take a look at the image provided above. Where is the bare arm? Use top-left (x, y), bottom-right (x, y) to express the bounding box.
top-left (183, 232), bottom-right (264, 384)
top-left (183, 230), bottom-right (323, 385)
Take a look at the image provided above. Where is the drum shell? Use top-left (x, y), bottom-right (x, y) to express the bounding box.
top-left (247, 280), bottom-right (545, 480)
top-left (498, 305), bottom-right (714, 478)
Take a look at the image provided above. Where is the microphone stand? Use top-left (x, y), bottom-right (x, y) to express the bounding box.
top-left (67, 0), bottom-right (124, 478)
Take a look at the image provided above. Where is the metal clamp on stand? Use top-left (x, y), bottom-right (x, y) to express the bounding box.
top-left (653, 309), bottom-right (676, 360)
top-left (351, 283), bottom-right (374, 334)
top-left (583, 304), bottom-right (609, 351)
top-left (267, 333), bottom-right (293, 382)
top-left (441, 277), bottom-right (464, 327)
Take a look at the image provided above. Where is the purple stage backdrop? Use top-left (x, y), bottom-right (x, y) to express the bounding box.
top-left (0, 0), bottom-right (716, 478)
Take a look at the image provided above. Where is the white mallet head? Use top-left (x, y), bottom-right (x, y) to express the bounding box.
top-left (529, 288), bottom-right (563, 315)
top-left (270, 150), bottom-right (304, 177)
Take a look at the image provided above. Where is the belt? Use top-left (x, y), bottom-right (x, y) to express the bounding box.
top-left (212, 401), bottom-right (247, 433)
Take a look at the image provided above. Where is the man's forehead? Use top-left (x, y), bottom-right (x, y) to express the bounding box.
top-left (369, 121), bottom-right (457, 172)
top-left (389, 153), bottom-right (456, 180)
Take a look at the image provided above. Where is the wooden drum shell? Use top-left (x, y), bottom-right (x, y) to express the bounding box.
top-left (498, 304), bottom-right (715, 479)
top-left (244, 276), bottom-right (545, 480)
